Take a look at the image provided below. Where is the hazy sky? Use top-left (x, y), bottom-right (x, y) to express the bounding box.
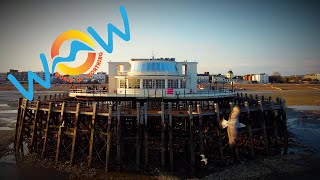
top-left (1, 0), bottom-right (319, 75)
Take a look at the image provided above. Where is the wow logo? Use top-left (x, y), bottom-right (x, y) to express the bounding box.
top-left (52, 30), bottom-right (97, 76)
top-left (7, 6), bottom-right (130, 100)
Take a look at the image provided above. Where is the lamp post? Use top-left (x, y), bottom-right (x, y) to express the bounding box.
top-left (125, 77), bottom-right (127, 97)
top-left (222, 79), bottom-right (225, 93)
top-left (231, 81), bottom-right (234, 92)
top-left (183, 77), bottom-right (186, 97)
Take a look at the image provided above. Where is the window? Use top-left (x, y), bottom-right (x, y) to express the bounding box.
top-left (156, 79), bottom-right (165, 89)
top-left (181, 79), bottom-right (186, 88)
top-left (182, 64), bottom-right (187, 75)
top-left (130, 62), bottom-right (177, 73)
top-left (168, 79), bottom-right (178, 89)
top-left (143, 79), bottom-right (154, 89)
top-left (119, 79), bottom-right (126, 88)
top-left (118, 65), bottom-right (124, 73)
top-left (128, 79), bottom-right (140, 89)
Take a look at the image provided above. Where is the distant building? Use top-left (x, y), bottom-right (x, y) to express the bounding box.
top-left (91, 71), bottom-right (106, 83)
top-left (243, 74), bottom-right (253, 81)
top-left (7, 69), bottom-right (28, 82)
top-left (197, 72), bottom-right (209, 84)
top-left (303, 73), bottom-right (319, 81)
top-left (226, 69), bottom-right (234, 79)
top-left (0, 72), bottom-right (7, 82)
top-left (35, 71), bottom-right (45, 80)
top-left (252, 73), bottom-right (269, 84)
top-left (211, 74), bottom-right (226, 83)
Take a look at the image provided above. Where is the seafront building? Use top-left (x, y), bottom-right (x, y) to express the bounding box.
top-left (108, 58), bottom-right (198, 95)
top-left (69, 57), bottom-right (235, 98)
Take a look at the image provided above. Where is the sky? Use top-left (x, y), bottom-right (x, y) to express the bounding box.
top-left (0, 0), bottom-right (319, 76)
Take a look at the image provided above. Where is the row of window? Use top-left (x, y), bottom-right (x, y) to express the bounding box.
top-left (131, 62), bottom-right (177, 73)
top-left (119, 79), bottom-right (186, 89)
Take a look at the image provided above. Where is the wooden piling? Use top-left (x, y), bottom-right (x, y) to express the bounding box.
top-left (105, 104), bottom-right (113, 172)
top-left (245, 101), bottom-right (254, 158)
top-left (281, 99), bottom-right (288, 155)
top-left (214, 103), bottom-right (224, 160)
top-left (188, 105), bottom-right (195, 176)
top-left (258, 101), bottom-right (269, 154)
top-left (168, 102), bottom-right (173, 171)
top-left (88, 102), bottom-right (97, 167)
top-left (55, 102), bottom-right (65, 161)
top-left (197, 104), bottom-right (204, 155)
top-left (14, 98), bottom-right (22, 151)
top-left (136, 102), bottom-right (141, 171)
top-left (30, 101), bottom-right (39, 153)
top-left (161, 102), bottom-right (166, 169)
top-left (144, 102), bottom-right (148, 168)
top-left (15, 99), bottom-right (28, 154)
top-left (116, 105), bottom-right (122, 168)
top-left (42, 102), bottom-right (52, 157)
top-left (270, 101), bottom-right (279, 150)
top-left (70, 103), bottom-right (80, 164)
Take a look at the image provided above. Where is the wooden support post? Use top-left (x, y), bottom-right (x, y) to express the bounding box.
top-left (281, 99), bottom-right (288, 155)
top-left (105, 104), bottom-right (113, 172)
top-left (161, 102), bottom-right (166, 169)
top-left (30, 101), bottom-right (39, 153)
top-left (214, 103), bottom-right (224, 160)
top-left (189, 105), bottom-right (195, 176)
top-left (55, 102), bottom-right (65, 161)
top-left (136, 102), bottom-right (141, 171)
top-left (168, 102), bottom-right (173, 171)
top-left (197, 104), bottom-right (204, 155)
top-left (270, 101), bottom-right (279, 151)
top-left (15, 99), bottom-right (28, 154)
top-left (245, 101), bottom-right (254, 158)
top-left (70, 103), bottom-right (80, 164)
top-left (88, 102), bottom-right (97, 167)
top-left (144, 102), bottom-right (148, 168)
top-left (116, 105), bottom-right (122, 168)
top-left (258, 101), bottom-right (269, 154)
top-left (14, 98), bottom-right (22, 151)
top-left (42, 102), bottom-right (52, 158)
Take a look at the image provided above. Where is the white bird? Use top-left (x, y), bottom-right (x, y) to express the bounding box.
top-left (61, 121), bottom-right (65, 127)
top-left (220, 106), bottom-right (246, 145)
top-left (200, 154), bottom-right (208, 165)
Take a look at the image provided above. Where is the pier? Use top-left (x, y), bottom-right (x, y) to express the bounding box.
top-left (14, 92), bottom-right (288, 175)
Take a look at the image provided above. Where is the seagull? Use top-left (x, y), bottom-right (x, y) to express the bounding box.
top-left (200, 154), bottom-right (208, 165)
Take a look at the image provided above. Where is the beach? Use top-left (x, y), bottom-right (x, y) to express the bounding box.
top-left (0, 84), bottom-right (319, 179)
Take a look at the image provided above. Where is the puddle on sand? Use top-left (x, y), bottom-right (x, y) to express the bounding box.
top-left (289, 106), bottom-right (320, 111)
top-left (0, 117), bottom-right (16, 122)
top-left (0, 144), bottom-right (15, 164)
top-left (0, 127), bottom-right (14, 130)
top-left (0, 155), bottom-right (15, 164)
top-left (0, 110), bottom-right (18, 114)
